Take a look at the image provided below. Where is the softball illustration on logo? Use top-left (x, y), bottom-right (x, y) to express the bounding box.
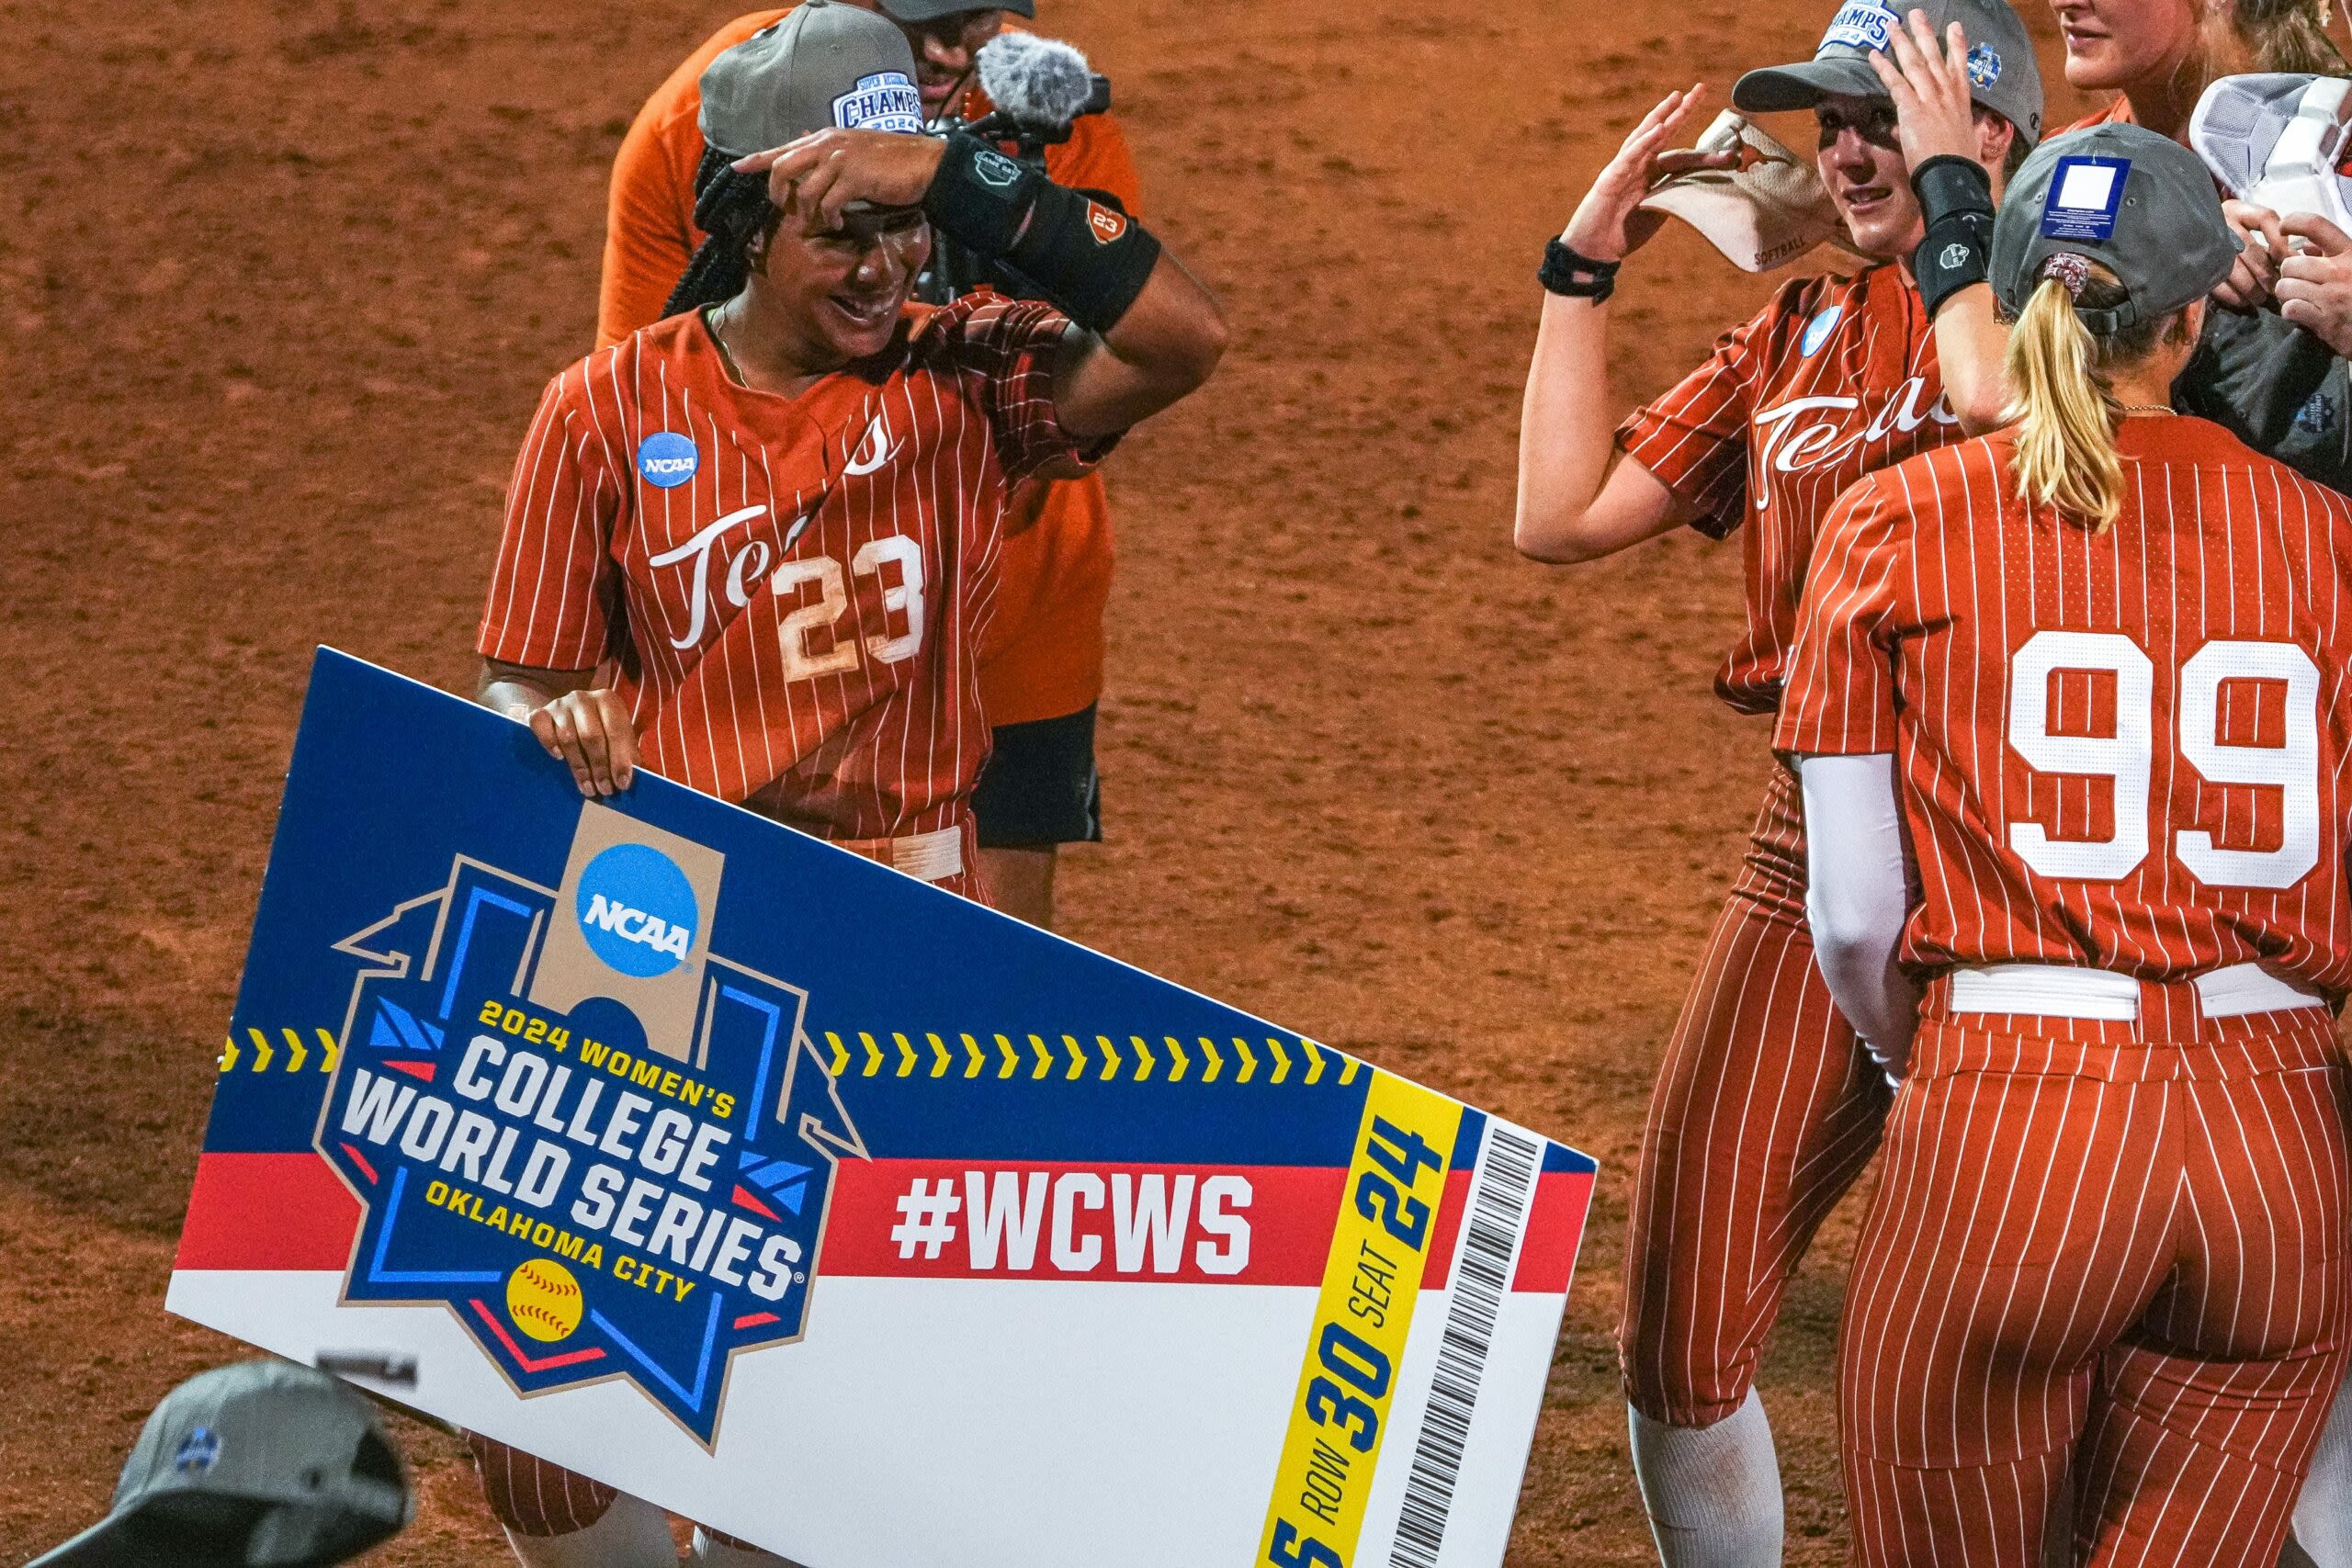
top-left (313, 802), bottom-right (865, 1446)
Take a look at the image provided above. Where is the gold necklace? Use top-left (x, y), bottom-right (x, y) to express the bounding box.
top-left (704, 304), bottom-right (752, 387)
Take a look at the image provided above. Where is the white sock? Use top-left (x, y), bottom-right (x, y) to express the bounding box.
top-left (1628, 1390), bottom-right (1784, 1567)
top-left (2289, 1373), bottom-right (2352, 1567)
top-left (690, 1527), bottom-right (804, 1567)
top-left (502, 1492), bottom-right (676, 1568)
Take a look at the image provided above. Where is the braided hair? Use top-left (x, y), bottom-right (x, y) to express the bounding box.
top-left (662, 146), bottom-right (782, 318)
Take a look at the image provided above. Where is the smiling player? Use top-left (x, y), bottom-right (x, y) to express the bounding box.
top-left (1512, 1), bottom-right (2041, 1558)
top-left (463, 7), bottom-right (1223, 1564)
top-left (599, 0), bottom-right (1148, 930)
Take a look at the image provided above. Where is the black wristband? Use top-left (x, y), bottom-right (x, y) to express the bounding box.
top-left (1539, 237), bottom-right (1621, 300)
top-left (922, 130), bottom-right (1046, 255)
top-left (1909, 156), bottom-right (1995, 320)
top-left (922, 129), bottom-right (1161, 332)
top-left (1004, 181), bottom-right (1164, 333)
top-left (1911, 154), bottom-right (1994, 226)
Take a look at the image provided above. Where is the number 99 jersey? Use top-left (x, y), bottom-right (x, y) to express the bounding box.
top-left (477, 294), bottom-right (1096, 843)
top-left (1775, 415), bottom-right (2352, 986)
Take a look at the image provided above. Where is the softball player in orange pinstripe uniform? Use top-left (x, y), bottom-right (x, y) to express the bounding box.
top-left (598, 1), bottom-right (1146, 931)
top-left (1514, 2), bottom-right (2040, 1556)
top-left (461, 9), bottom-right (1224, 1565)
top-left (1781, 123), bottom-right (2352, 1565)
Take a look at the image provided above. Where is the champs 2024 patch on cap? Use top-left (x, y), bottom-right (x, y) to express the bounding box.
top-left (698, 0), bottom-right (927, 162)
top-left (1732, 0), bottom-right (2045, 149)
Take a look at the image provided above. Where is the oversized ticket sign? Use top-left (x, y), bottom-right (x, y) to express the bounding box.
top-left (169, 649), bottom-right (1598, 1568)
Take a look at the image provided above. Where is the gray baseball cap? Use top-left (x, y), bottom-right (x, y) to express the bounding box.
top-left (1992, 123), bottom-right (2242, 333)
top-left (1734, 0), bottom-right (2045, 148)
top-left (28, 1360), bottom-right (411, 1568)
top-left (876, 0), bottom-right (1035, 20)
top-left (699, 0), bottom-right (928, 161)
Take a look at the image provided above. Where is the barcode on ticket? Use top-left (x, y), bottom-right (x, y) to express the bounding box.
top-left (1386, 1122), bottom-right (1540, 1568)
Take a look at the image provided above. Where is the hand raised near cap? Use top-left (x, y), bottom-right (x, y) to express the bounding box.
top-left (1560, 84), bottom-right (1740, 265)
top-left (1867, 11), bottom-right (1990, 174)
top-left (733, 130), bottom-right (950, 234)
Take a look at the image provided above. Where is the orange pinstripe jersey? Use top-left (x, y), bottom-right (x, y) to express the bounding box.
top-left (596, 7), bottom-right (1145, 728)
top-left (1619, 264), bottom-right (1962, 714)
top-left (1777, 416), bottom-right (2352, 986)
top-left (477, 294), bottom-right (1092, 837)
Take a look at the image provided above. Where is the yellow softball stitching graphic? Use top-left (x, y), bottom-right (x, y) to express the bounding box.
top-left (505, 1258), bottom-right (583, 1344)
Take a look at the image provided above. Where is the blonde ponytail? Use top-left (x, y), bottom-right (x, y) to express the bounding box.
top-left (2004, 278), bottom-right (2127, 531)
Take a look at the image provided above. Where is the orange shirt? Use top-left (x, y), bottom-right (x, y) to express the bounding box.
top-left (597, 8), bottom-right (1140, 725)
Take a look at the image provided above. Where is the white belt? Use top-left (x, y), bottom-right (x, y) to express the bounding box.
top-left (841, 825), bottom-right (965, 885)
top-left (1946, 961), bottom-right (2326, 1021)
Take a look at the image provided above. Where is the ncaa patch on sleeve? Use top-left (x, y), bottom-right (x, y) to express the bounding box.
top-left (2041, 156), bottom-right (2130, 242)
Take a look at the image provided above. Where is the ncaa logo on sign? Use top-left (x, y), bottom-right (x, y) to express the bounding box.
top-left (1801, 303), bottom-right (1843, 357)
top-left (574, 842), bottom-right (699, 977)
top-left (637, 431), bottom-right (699, 491)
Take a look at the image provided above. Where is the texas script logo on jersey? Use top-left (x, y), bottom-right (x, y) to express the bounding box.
top-left (313, 807), bottom-right (864, 1446)
top-left (1751, 373), bottom-right (1955, 509)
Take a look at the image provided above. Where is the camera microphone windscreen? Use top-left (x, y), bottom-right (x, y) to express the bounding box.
top-left (975, 32), bottom-right (1095, 130)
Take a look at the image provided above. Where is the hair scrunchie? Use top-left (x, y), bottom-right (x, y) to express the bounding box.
top-left (2039, 252), bottom-right (2093, 299)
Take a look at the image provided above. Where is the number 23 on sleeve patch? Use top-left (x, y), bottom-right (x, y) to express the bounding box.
top-left (1086, 201), bottom-right (1129, 244)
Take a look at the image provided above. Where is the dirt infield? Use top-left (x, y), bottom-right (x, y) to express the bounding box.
top-left (0, 0), bottom-right (2099, 1561)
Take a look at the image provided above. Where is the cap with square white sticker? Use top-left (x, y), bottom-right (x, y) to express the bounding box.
top-left (2041, 155), bottom-right (2130, 241)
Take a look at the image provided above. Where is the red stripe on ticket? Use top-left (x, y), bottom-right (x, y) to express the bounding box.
top-left (177, 1152), bottom-right (361, 1270)
top-left (1512, 1171), bottom-right (1594, 1293)
top-left (819, 1161), bottom-right (1343, 1285)
top-left (175, 1152), bottom-right (1583, 1294)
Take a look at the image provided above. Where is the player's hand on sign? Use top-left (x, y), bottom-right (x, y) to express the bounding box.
top-left (734, 130), bottom-right (949, 233)
top-left (2277, 212), bottom-right (2352, 355)
top-left (1560, 85), bottom-right (1736, 264)
top-left (1868, 11), bottom-right (1982, 172)
top-left (525, 687), bottom-right (639, 796)
top-left (2216, 199), bottom-right (2289, 311)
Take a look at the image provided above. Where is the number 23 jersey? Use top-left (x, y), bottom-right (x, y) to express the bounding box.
top-left (1776, 416), bottom-right (2352, 986)
top-left (477, 294), bottom-right (1093, 840)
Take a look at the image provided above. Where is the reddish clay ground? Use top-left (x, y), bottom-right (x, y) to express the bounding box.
top-left (0, 0), bottom-right (2100, 1561)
